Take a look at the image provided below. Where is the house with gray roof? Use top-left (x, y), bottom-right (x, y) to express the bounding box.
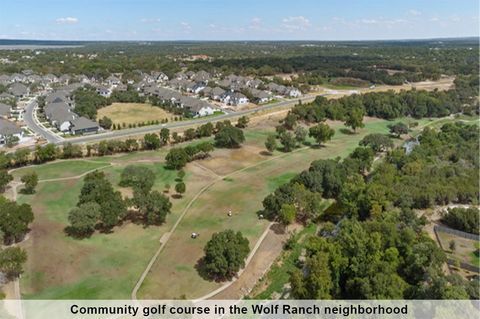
top-left (250, 88), bottom-right (272, 104)
top-left (45, 102), bottom-right (76, 132)
top-left (8, 83), bottom-right (29, 98)
top-left (0, 103), bottom-right (11, 118)
top-left (210, 87), bottom-right (226, 101)
top-left (70, 117), bottom-right (99, 135)
top-left (0, 118), bottom-right (23, 146)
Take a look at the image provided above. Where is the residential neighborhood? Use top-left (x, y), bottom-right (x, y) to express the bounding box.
top-left (0, 68), bottom-right (302, 148)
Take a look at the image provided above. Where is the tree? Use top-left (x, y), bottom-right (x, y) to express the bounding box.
top-left (0, 170), bottom-right (13, 193)
top-left (265, 135), bottom-right (277, 154)
top-left (143, 133), bottom-right (161, 150)
top-left (68, 202), bottom-right (101, 237)
top-left (175, 182), bottom-right (186, 196)
top-left (360, 134), bottom-right (394, 153)
top-left (177, 170), bottom-right (186, 180)
top-left (197, 122), bottom-right (214, 137)
top-left (184, 128), bottom-right (197, 141)
top-left (345, 107), bottom-right (365, 133)
top-left (78, 171), bottom-right (126, 230)
top-left (283, 113), bottom-right (298, 130)
top-left (0, 247), bottom-right (27, 279)
top-left (35, 144), bottom-right (57, 163)
top-left (309, 123), bottom-right (335, 146)
top-left (388, 122), bottom-right (409, 138)
top-left (0, 197), bottom-right (34, 244)
top-left (5, 136), bottom-right (19, 148)
top-left (279, 203), bottom-right (296, 226)
top-left (98, 116), bottom-right (113, 129)
top-left (214, 126), bottom-right (245, 148)
top-left (133, 190), bottom-right (172, 225)
top-left (236, 116), bottom-right (249, 128)
top-left (279, 132), bottom-right (296, 152)
top-left (62, 142), bottom-right (83, 158)
top-left (441, 207), bottom-right (479, 235)
top-left (119, 165), bottom-right (155, 193)
top-left (21, 172), bottom-right (38, 194)
top-left (166, 148), bottom-right (189, 169)
top-left (202, 230), bottom-right (250, 280)
top-left (295, 126), bottom-right (308, 144)
top-left (160, 128), bottom-right (170, 144)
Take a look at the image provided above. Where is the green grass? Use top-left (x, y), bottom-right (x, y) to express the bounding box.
top-left (252, 223), bottom-right (317, 299)
top-left (267, 172), bottom-right (298, 192)
top-left (11, 160), bottom-right (110, 180)
top-left (18, 158), bottom-right (197, 299)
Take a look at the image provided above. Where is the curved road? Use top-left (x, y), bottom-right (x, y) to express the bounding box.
top-left (24, 100), bottom-right (64, 143)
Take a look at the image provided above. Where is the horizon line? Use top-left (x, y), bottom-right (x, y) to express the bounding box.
top-left (0, 35), bottom-right (479, 43)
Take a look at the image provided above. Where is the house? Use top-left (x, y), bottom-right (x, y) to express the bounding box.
top-left (221, 91), bottom-right (249, 106)
top-left (70, 117), bottom-right (99, 135)
top-left (0, 75), bottom-right (11, 86)
top-left (44, 74), bottom-right (58, 84)
top-left (44, 102), bottom-right (76, 132)
top-left (181, 98), bottom-right (216, 117)
top-left (246, 79), bottom-right (263, 89)
top-left (96, 86), bottom-right (112, 98)
top-left (0, 93), bottom-right (14, 102)
top-left (46, 92), bottom-right (72, 105)
top-left (250, 89), bottom-right (272, 104)
top-left (0, 118), bottom-right (23, 145)
top-left (105, 75), bottom-right (121, 88)
top-left (151, 71), bottom-right (169, 83)
top-left (191, 82), bottom-right (207, 94)
top-left (192, 71), bottom-right (211, 82)
top-left (286, 86), bottom-right (302, 98)
top-left (210, 87), bottom-right (225, 101)
top-left (0, 103), bottom-right (11, 118)
top-left (8, 83), bottom-right (29, 98)
top-left (59, 74), bottom-right (71, 85)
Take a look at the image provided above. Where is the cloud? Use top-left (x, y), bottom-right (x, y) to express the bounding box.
top-left (55, 17), bottom-right (79, 24)
top-left (141, 18), bottom-right (161, 23)
top-left (282, 16), bottom-right (311, 31)
top-left (180, 22), bottom-right (191, 32)
top-left (408, 9), bottom-right (422, 16)
top-left (360, 19), bottom-right (378, 25)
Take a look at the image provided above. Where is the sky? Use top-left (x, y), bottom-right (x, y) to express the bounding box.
top-left (1, 0), bottom-right (478, 41)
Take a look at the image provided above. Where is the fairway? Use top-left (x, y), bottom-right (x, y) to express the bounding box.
top-left (17, 154), bottom-right (216, 299)
top-left (137, 117), bottom-right (397, 299)
top-left (15, 115), bottom-right (447, 299)
top-left (97, 102), bottom-right (176, 125)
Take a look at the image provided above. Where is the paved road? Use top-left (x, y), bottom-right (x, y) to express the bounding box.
top-left (24, 100), bottom-right (64, 143)
top-left (61, 95), bottom-right (318, 145)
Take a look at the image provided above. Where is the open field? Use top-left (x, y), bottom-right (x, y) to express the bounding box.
top-left (136, 117), bottom-right (399, 299)
top-left (97, 103), bottom-right (175, 125)
top-left (16, 156), bottom-right (216, 299)
top-left (11, 160), bottom-right (110, 181)
top-left (11, 113), bottom-right (470, 299)
top-left (437, 231), bottom-right (479, 268)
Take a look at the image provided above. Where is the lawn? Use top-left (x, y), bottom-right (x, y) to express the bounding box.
top-left (97, 102), bottom-right (175, 126)
top-left (14, 115), bottom-right (440, 300)
top-left (11, 160), bottom-right (110, 181)
top-left (137, 117), bottom-right (398, 299)
top-left (17, 155), bottom-right (216, 299)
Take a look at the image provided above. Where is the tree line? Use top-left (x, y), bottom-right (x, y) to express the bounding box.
top-left (259, 121), bottom-right (478, 299)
